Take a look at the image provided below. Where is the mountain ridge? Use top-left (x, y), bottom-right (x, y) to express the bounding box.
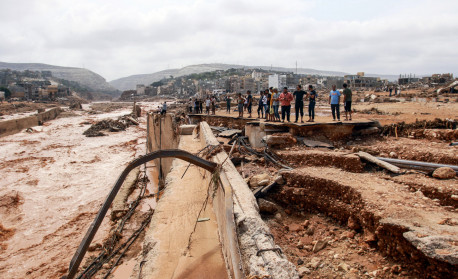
top-left (109, 63), bottom-right (400, 91)
top-left (0, 61), bottom-right (118, 94)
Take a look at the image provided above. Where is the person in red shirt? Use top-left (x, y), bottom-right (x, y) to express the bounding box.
top-left (279, 87), bottom-right (293, 122)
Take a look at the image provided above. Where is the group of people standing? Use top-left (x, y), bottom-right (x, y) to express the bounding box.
top-left (188, 96), bottom-right (217, 115)
top-left (255, 85), bottom-right (317, 123)
top-left (189, 83), bottom-right (354, 122)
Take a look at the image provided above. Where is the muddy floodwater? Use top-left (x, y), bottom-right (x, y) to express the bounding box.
top-left (0, 104), bottom-right (156, 278)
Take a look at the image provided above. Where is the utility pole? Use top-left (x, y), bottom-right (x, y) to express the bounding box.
top-left (296, 61), bottom-right (297, 75)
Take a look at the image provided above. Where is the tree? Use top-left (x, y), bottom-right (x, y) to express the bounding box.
top-left (151, 80), bottom-right (164, 87)
top-left (0, 87), bottom-right (11, 99)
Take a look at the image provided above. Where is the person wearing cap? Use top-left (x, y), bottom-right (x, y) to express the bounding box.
top-left (279, 87), bottom-right (293, 122)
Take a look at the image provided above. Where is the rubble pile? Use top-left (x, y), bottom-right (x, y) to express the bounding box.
top-left (83, 114), bottom-right (139, 137)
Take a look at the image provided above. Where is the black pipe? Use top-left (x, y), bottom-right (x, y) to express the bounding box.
top-left (63, 149), bottom-right (218, 279)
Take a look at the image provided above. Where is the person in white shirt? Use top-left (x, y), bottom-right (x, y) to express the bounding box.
top-left (205, 97), bottom-right (211, 115)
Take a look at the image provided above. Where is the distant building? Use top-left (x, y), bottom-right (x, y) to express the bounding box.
top-left (136, 84), bottom-right (146, 95)
top-left (9, 85), bottom-right (25, 99)
top-left (242, 77), bottom-right (255, 93)
top-left (251, 70), bottom-right (263, 81)
top-left (268, 74), bottom-right (286, 89)
top-left (344, 74), bottom-right (381, 88)
top-left (421, 73), bottom-right (454, 84)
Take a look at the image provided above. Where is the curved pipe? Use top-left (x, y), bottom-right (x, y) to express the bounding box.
top-left (64, 149), bottom-right (218, 279)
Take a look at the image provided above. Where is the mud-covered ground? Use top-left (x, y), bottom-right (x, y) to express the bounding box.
top-left (266, 211), bottom-right (412, 279)
top-left (0, 102), bottom-right (158, 279)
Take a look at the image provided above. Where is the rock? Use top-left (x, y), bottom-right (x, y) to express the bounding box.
top-left (274, 213), bottom-right (282, 220)
top-left (298, 266), bottom-right (310, 276)
top-left (266, 133), bottom-right (297, 148)
top-left (432, 167), bottom-right (456, 179)
top-left (342, 230), bottom-right (356, 239)
top-left (451, 195), bottom-right (458, 201)
top-left (88, 243), bottom-right (102, 252)
top-left (306, 226), bottom-right (315, 236)
top-left (297, 258), bottom-right (304, 265)
top-left (296, 241), bottom-right (304, 249)
top-left (274, 175), bottom-right (285, 185)
top-left (312, 240), bottom-right (328, 253)
top-left (249, 173), bottom-right (270, 188)
top-left (389, 151), bottom-right (398, 158)
top-left (302, 220), bottom-right (310, 228)
top-left (257, 198), bottom-right (278, 214)
top-left (287, 223), bottom-right (302, 232)
top-left (307, 257), bottom-right (321, 269)
top-left (347, 216), bottom-right (361, 230)
top-left (364, 231), bottom-right (377, 243)
top-left (258, 179), bottom-right (270, 187)
top-left (70, 102), bottom-right (83, 109)
top-left (391, 265), bottom-right (402, 274)
top-left (337, 263), bottom-right (350, 272)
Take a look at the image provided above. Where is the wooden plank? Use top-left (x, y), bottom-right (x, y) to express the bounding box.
top-left (357, 151), bottom-right (402, 174)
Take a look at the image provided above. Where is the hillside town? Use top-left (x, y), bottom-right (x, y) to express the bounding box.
top-left (119, 68), bottom-right (456, 101)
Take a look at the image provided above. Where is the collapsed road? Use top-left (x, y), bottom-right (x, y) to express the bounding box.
top-left (1, 100), bottom-right (456, 279)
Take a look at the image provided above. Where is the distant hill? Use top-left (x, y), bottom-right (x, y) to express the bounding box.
top-left (0, 62), bottom-right (119, 94)
top-left (109, 63), bottom-right (401, 91)
top-left (108, 64), bottom-right (346, 91)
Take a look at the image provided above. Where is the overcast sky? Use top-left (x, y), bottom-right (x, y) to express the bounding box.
top-left (1, 0), bottom-right (457, 81)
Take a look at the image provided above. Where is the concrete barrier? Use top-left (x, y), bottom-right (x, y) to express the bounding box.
top-left (199, 121), bottom-right (299, 279)
top-left (0, 107), bottom-right (62, 137)
top-left (146, 113), bottom-right (179, 179)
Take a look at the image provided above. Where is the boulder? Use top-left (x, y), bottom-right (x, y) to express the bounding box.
top-left (432, 167), bottom-right (456, 180)
top-left (275, 175), bottom-right (285, 185)
top-left (266, 133), bottom-right (297, 148)
top-left (347, 216), bottom-right (361, 230)
top-left (257, 198), bottom-right (278, 214)
top-left (298, 266), bottom-right (311, 277)
top-left (249, 173), bottom-right (270, 188)
top-left (312, 240), bottom-right (328, 253)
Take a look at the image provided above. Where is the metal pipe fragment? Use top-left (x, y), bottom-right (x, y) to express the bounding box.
top-left (376, 157), bottom-right (458, 173)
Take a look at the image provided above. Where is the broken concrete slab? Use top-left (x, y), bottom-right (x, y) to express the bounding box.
top-left (302, 139), bottom-right (334, 149)
top-left (218, 129), bottom-right (242, 138)
top-left (179, 124), bottom-right (196, 135)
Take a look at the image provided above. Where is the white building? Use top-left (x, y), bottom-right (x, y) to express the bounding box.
top-left (268, 74), bottom-right (287, 89)
top-left (136, 84), bottom-right (146, 95)
top-left (251, 70), bottom-right (263, 81)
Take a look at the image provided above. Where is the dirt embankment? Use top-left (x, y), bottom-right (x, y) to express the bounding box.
top-left (270, 167), bottom-right (457, 278)
top-left (0, 102), bottom-right (56, 117)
